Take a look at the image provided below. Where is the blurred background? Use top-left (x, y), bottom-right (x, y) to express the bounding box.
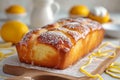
top-left (0, 0), bottom-right (119, 22)
top-left (0, 0), bottom-right (120, 23)
top-left (0, 0), bottom-right (120, 15)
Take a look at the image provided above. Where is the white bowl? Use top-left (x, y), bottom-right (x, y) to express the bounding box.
top-left (6, 13), bottom-right (27, 21)
top-left (102, 23), bottom-right (120, 38)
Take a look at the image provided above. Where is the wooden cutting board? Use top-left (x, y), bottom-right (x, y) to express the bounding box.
top-left (3, 48), bottom-right (120, 80)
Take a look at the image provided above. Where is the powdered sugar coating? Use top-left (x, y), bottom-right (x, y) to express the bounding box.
top-left (21, 28), bottom-right (41, 43)
top-left (67, 30), bottom-right (81, 41)
top-left (65, 22), bottom-right (80, 29)
top-left (86, 20), bottom-right (102, 30)
top-left (38, 31), bottom-right (72, 53)
top-left (62, 22), bottom-right (90, 38)
top-left (57, 27), bottom-right (82, 41)
top-left (58, 18), bottom-right (103, 31)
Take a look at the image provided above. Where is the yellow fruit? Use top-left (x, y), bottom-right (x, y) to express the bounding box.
top-left (69, 5), bottom-right (89, 17)
top-left (6, 5), bottom-right (26, 14)
top-left (88, 13), bottom-right (110, 23)
top-left (1, 21), bottom-right (29, 43)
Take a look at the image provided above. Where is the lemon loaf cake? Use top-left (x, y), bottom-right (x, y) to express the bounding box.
top-left (16, 18), bottom-right (104, 69)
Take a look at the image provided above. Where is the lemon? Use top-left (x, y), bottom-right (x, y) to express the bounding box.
top-left (1, 21), bottom-right (29, 43)
top-left (6, 5), bottom-right (26, 14)
top-left (69, 5), bottom-right (89, 17)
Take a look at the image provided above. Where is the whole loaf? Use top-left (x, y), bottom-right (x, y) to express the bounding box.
top-left (16, 18), bottom-right (104, 69)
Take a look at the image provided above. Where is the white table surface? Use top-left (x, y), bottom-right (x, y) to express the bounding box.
top-left (0, 12), bottom-right (120, 80)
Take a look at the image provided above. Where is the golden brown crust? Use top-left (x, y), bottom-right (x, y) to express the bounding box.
top-left (16, 18), bottom-right (104, 69)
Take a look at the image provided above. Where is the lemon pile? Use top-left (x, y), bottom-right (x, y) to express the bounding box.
top-left (6, 5), bottom-right (26, 14)
top-left (0, 21), bottom-right (29, 43)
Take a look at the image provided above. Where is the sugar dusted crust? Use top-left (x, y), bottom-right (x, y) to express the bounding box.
top-left (38, 31), bottom-right (72, 53)
top-left (16, 18), bottom-right (104, 69)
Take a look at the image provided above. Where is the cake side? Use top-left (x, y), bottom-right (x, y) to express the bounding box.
top-left (60, 29), bottom-right (104, 69)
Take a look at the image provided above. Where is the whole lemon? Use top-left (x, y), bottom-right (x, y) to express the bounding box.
top-left (6, 5), bottom-right (26, 14)
top-left (1, 21), bottom-right (29, 43)
top-left (69, 5), bottom-right (89, 17)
